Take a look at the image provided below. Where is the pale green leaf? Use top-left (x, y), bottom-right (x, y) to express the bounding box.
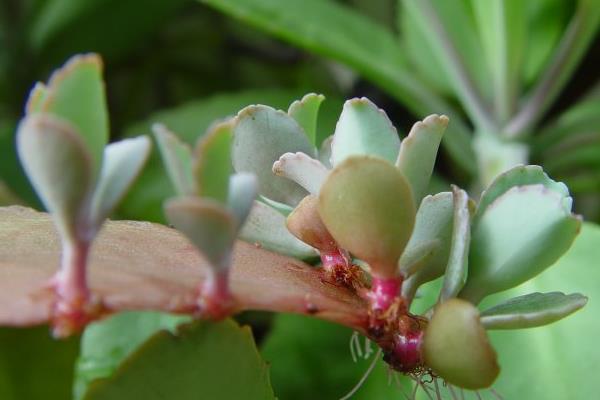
top-left (165, 197), bottom-right (236, 271)
top-left (461, 185), bottom-right (581, 303)
top-left (439, 187), bottom-right (470, 302)
top-left (396, 114), bottom-right (448, 203)
top-left (16, 114), bottom-right (94, 241)
top-left (331, 98), bottom-right (400, 165)
top-left (272, 152), bottom-right (329, 194)
top-left (240, 201), bottom-right (317, 259)
top-left (193, 121), bottom-right (233, 204)
top-left (481, 292), bottom-right (587, 330)
top-left (473, 134), bottom-right (529, 187)
top-left (475, 164), bottom-right (569, 226)
top-left (319, 156), bottom-right (414, 277)
top-left (227, 173), bottom-right (258, 230)
top-left (83, 319), bottom-right (275, 400)
top-left (233, 105), bottom-right (315, 205)
top-left (152, 124), bottom-right (195, 197)
top-left (287, 93), bottom-right (325, 145)
top-left (34, 54), bottom-right (108, 169)
top-left (400, 192), bottom-right (453, 298)
top-left (90, 136), bottom-right (151, 226)
top-left (258, 196), bottom-right (294, 217)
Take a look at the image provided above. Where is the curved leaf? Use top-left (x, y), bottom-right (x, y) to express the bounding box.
top-left (240, 201), bottom-right (317, 259)
top-left (193, 121), bottom-right (233, 203)
top-left (152, 124), bottom-right (195, 197)
top-left (33, 54), bottom-right (108, 170)
top-left (272, 152), bottom-right (329, 194)
top-left (319, 156), bottom-right (414, 277)
top-left (90, 136), bottom-right (151, 225)
top-left (396, 114), bottom-right (448, 203)
top-left (227, 173), bottom-right (258, 230)
top-left (233, 105), bottom-right (315, 205)
top-left (481, 292), bottom-right (587, 330)
top-left (461, 185), bottom-right (581, 303)
top-left (287, 93), bottom-right (325, 145)
top-left (165, 197), bottom-right (236, 271)
top-left (16, 114), bottom-right (94, 241)
top-left (331, 98), bottom-right (400, 165)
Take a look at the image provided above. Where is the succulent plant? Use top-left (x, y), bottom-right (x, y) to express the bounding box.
top-left (15, 54), bottom-right (151, 337)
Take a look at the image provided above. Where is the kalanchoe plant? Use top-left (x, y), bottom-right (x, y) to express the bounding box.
top-left (226, 94), bottom-right (587, 392)
top-left (153, 121), bottom-right (258, 319)
top-left (15, 54), bottom-right (151, 337)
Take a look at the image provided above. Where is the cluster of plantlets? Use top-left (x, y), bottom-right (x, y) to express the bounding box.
top-left (8, 54), bottom-right (588, 396)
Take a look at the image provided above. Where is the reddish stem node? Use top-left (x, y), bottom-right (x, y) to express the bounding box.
top-left (198, 269), bottom-right (234, 320)
top-left (368, 276), bottom-right (402, 312)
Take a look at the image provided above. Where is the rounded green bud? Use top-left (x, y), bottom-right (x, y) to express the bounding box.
top-left (423, 298), bottom-right (499, 390)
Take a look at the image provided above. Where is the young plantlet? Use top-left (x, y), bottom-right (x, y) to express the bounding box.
top-left (16, 54), bottom-right (151, 337)
top-left (154, 122), bottom-right (257, 319)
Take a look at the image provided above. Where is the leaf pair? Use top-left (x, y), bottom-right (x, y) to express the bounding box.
top-left (154, 122), bottom-right (257, 271)
top-left (17, 54), bottom-right (151, 244)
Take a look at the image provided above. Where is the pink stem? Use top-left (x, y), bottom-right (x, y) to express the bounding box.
top-left (55, 240), bottom-right (91, 308)
top-left (199, 269), bottom-right (233, 319)
top-left (368, 276), bottom-right (402, 312)
top-left (320, 247), bottom-right (350, 272)
top-left (384, 330), bottom-right (424, 373)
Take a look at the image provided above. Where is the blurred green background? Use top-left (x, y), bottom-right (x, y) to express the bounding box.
top-left (1, 0), bottom-right (599, 399)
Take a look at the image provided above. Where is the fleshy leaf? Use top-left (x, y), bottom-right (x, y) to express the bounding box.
top-left (286, 195), bottom-right (336, 252)
top-left (16, 114), bottom-right (94, 241)
top-left (165, 197), bottom-right (236, 271)
top-left (233, 105), bottom-right (315, 205)
top-left (227, 173), bottom-right (258, 230)
top-left (474, 164), bottom-right (569, 225)
top-left (193, 121), bottom-right (233, 203)
top-left (83, 319), bottom-right (275, 400)
top-left (240, 201), bottom-right (317, 259)
top-left (400, 192), bottom-right (453, 298)
top-left (34, 54), bottom-right (108, 170)
top-left (439, 187), bottom-right (470, 302)
top-left (460, 185), bottom-right (581, 303)
top-left (74, 311), bottom-right (189, 400)
top-left (25, 82), bottom-right (49, 114)
top-left (395, 114), bottom-right (448, 203)
top-left (287, 93), bottom-right (325, 145)
top-left (318, 136), bottom-right (333, 168)
top-left (152, 124), bottom-right (195, 197)
top-left (331, 98), bottom-right (400, 165)
top-left (272, 152), bottom-right (329, 194)
top-left (481, 292), bottom-right (587, 330)
top-left (319, 156), bottom-right (414, 277)
top-left (90, 136), bottom-right (151, 225)
top-left (258, 196), bottom-right (293, 216)
top-left (423, 298), bottom-right (499, 390)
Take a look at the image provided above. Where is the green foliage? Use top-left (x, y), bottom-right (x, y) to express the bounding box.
top-left (83, 319), bottom-right (275, 400)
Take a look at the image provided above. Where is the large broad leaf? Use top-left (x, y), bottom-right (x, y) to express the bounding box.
top-left (261, 314), bottom-right (411, 400)
top-left (331, 97), bottom-right (400, 165)
top-left (121, 90), bottom-right (317, 222)
top-left (0, 206), bottom-right (364, 329)
top-left (319, 156), bottom-right (415, 277)
top-left (461, 185), bottom-right (581, 303)
top-left (32, 54), bottom-right (108, 170)
top-left (83, 319), bottom-right (275, 400)
top-left (232, 105), bottom-right (315, 205)
top-left (201, 0), bottom-right (476, 175)
top-left (74, 311), bottom-right (190, 400)
top-left (0, 326), bottom-right (79, 400)
top-left (16, 114), bottom-right (94, 241)
top-left (481, 222), bottom-right (600, 399)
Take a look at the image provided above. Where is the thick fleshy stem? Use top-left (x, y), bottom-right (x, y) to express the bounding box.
top-left (198, 269), bottom-right (234, 320)
top-left (368, 276), bottom-right (403, 312)
top-left (51, 239), bottom-right (101, 337)
top-left (383, 330), bottom-right (424, 373)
